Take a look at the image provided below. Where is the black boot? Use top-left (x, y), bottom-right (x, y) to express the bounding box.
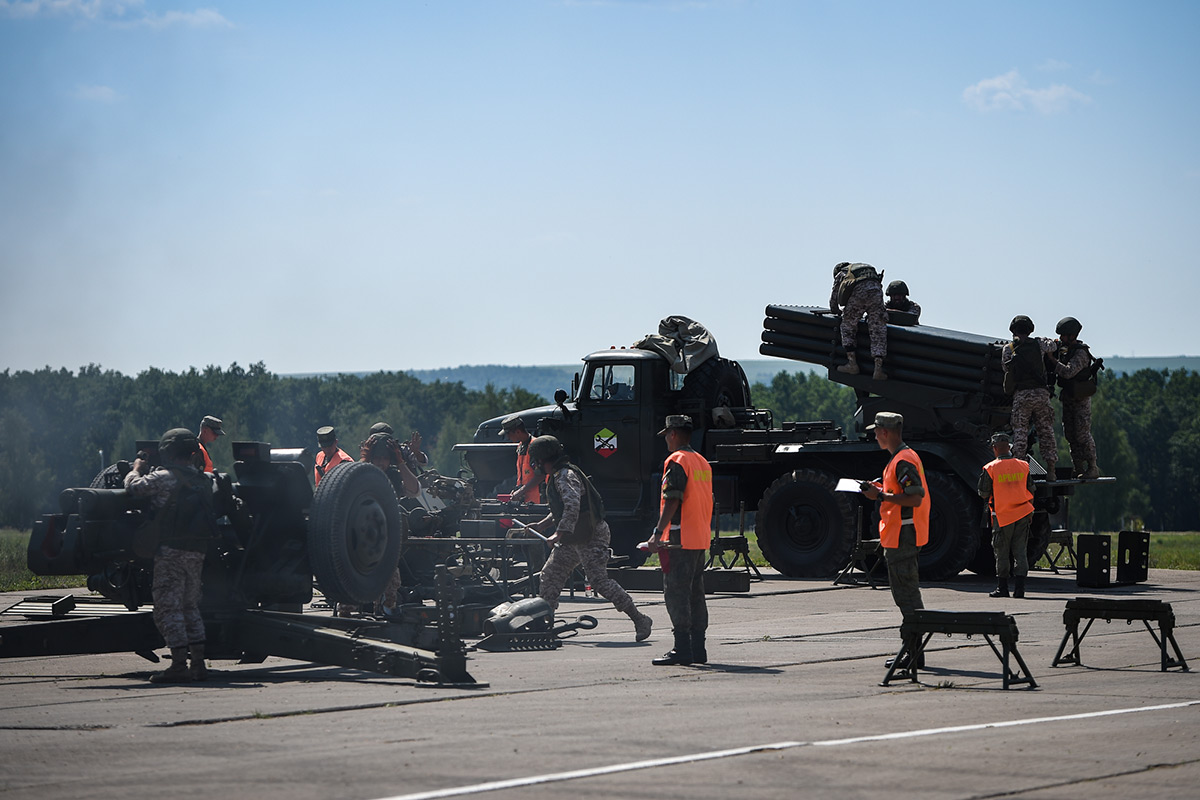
top-left (691, 631), bottom-right (707, 665)
top-left (652, 631), bottom-right (693, 666)
top-left (1013, 576), bottom-right (1026, 599)
top-left (150, 647), bottom-right (192, 684)
top-left (989, 577), bottom-right (1009, 598)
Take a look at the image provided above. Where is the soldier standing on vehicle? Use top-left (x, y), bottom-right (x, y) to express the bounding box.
top-left (197, 415), bottom-right (224, 473)
top-left (830, 262), bottom-right (888, 380)
top-left (526, 435), bottom-right (653, 642)
top-left (499, 414), bottom-right (542, 503)
top-left (1001, 315), bottom-right (1058, 479)
top-left (643, 415), bottom-right (713, 666)
top-left (859, 412), bottom-right (928, 666)
top-left (978, 432), bottom-right (1035, 599)
top-left (124, 428), bottom-right (218, 683)
top-left (885, 280), bottom-right (921, 322)
top-left (1054, 317), bottom-right (1100, 479)
top-left (313, 426), bottom-right (354, 487)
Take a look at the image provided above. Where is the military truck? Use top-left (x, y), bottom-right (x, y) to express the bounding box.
top-left (456, 308), bottom-right (1086, 580)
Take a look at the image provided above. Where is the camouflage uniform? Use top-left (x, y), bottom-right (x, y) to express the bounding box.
top-left (538, 467), bottom-right (638, 617)
top-left (124, 466), bottom-right (208, 649)
top-left (1002, 339), bottom-right (1058, 467)
top-left (1056, 342), bottom-right (1097, 473)
top-left (832, 265), bottom-right (888, 359)
top-left (885, 298), bottom-right (921, 320)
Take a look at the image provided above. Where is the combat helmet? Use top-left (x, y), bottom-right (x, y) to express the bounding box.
top-left (159, 428), bottom-right (200, 459)
top-left (1055, 316), bottom-right (1082, 337)
top-left (886, 280), bottom-right (909, 296)
top-left (1009, 315), bottom-right (1035, 336)
top-left (528, 435), bottom-right (564, 465)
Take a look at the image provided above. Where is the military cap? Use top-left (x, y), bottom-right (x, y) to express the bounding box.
top-left (886, 280), bottom-right (909, 296)
top-left (369, 422), bottom-right (394, 436)
top-left (1009, 315), bottom-right (1035, 335)
top-left (160, 428), bottom-right (200, 457)
top-left (990, 432), bottom-right (1012, 445)
top-left (657, 414), bottom-right (695, 436)
top-left (1055, 316), bottom-right (1082, 337)
top-left (866, 411), bottom-right (904, 431)
top-left (498, 414), bottom-right (526, 436)
top-left (200, 415), bottom-right (225, 435)
top-left (316, 426), bottom-right (337, 445)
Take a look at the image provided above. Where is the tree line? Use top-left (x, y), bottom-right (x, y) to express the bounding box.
top-left (0, 363), bottom-right (1196, 532)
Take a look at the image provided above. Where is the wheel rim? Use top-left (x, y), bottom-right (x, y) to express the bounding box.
top-left (781, 499), bottom-right (830, 554)
top-left (346, 493), bottom-right (390, 575)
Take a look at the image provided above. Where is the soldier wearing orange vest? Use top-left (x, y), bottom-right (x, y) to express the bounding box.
top-left (860, 412), bottom-right (929, 666)
top-left (313, 426), bottom-right (354, 487)
top-left (978, 432), bottom-right (1035, 598)
top-left (197, 415), bottom-right (224, 473)
top-left (644, 415), bottom-right (713, 666)
top-left (499, 414), bottom-right (542, 503)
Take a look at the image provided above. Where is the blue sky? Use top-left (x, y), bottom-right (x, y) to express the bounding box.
top-left (2, 0), bottom-right (1197, 376)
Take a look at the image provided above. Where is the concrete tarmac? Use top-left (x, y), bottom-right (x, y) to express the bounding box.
top-left (2, 568), bottom-right (1198, 800)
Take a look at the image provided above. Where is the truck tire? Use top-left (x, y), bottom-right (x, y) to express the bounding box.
top-left (918, 472), bottom-right (981, 580)
top-left (308, 462), bottom-right (405, 604)
top-left (756, 469), bottom-right (856, 577)
top-left (680, 357), bottom-right (751, 409)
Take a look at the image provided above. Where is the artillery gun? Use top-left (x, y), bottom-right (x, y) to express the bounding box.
top-left (2, 441), bottom-right (479, 685)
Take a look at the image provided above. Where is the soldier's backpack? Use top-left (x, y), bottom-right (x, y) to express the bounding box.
top-left (1058, 343), bottom-right (1102, 400)
top-left (133, 468), bottom-right (219, 558)
top-left (837, 263), bottom-right (883, 306)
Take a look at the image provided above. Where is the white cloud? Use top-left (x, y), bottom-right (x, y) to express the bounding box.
top-left (72, 83), bottom-right (122, 102)
top-left (0, 0), bottom-right (230, 28)
top-left (962, 69), bottom-right (1091, 114)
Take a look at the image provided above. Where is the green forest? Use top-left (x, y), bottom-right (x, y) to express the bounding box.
top-left (0, 363), bottom-right (1196, 533)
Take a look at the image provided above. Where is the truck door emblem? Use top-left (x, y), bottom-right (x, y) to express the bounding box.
top-left (595, 428), bottom-right (617, 458)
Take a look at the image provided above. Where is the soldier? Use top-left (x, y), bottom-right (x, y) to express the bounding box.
top-left (859, 412), bottom-right (928, 667)
top-left (830, 261), bottom-right (888, 380)
top-left (885, 280), bottom-right (921, 322)
top-left (197, 415), bottom-right (224, 473)
top-left (643, 415), bottom-right (712, 666)
top-left (1001, 315), bottom-right (1057, 479)
top-left (499, 414), bottom-right (542, 503)
top-left (368, 421), bottom-right (429, 469)
top-left (1054, 317), bottom-right (1100, 479)
top-left (978, 432), bottom-right (1035, 598)
top-left (526, 435), bottom-right (653, 642)
top-left (313, 426), bottom-right (354, 487)
top-left (124, 428), bottom-right (218, 683)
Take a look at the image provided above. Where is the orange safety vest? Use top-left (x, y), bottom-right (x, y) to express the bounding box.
top-left (879, 447), bottom-right (930, 549)
top-left (314, 448), bottom-right (353, 486)
top-left (199, 442), bottom-right (213, 473)
top-left (984, 457), bottom-right (1033, 527)
top-left (516, 445), bottom-right (541, 503)
top-left (658, 449), bottom-right (714, 550)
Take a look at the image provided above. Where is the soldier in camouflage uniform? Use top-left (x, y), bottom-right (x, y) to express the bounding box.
top-left (885, 280), bottom-right (921, 322)
top-left (124, 428), bottom-right (218, 683)
top-left (1054, 317), bottom-right (1100, 479)
top-left (526, 436), bottom-right (653, 641)
top-left (1001, 315), bottom-right (1058, 479)
top-left (830, 262), bottom-right (888, 380)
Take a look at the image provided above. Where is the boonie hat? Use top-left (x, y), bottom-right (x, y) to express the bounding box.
top-left (657, 414), bottom-right (695, 436)
top-left (866, 411), bottom-right (904, 431)
top-left (990, 432), bottom-right (1012, 445)
top-left (201, 415), bottom-right (225, 435)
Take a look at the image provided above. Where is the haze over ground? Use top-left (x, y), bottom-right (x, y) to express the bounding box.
top-left (2, 1), bottom-right (1197, 376)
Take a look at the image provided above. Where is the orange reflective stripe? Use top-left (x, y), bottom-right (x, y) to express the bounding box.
top-left (879, 448), bottom-right (930, 548)
top-left (199, 443), bottom-right (213, 473)
top-left (985, 458), bottom-right (1033, 526)
top-left (516, 448), bottom-right (541, 503)
top-left (659, 449), bottom-right (713, 550)
top-left (314, 449), bottom-right (353, 486)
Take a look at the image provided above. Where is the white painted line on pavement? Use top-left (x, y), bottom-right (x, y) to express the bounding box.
top-left (375, 700), bottom-right (1200, 800)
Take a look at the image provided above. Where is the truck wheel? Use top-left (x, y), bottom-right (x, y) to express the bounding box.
top-left (756, 469), bottom-right (856, 577)
top-left (680, 357), bottom-right (751, 409)
top-left (918, 472), bottom-right (981, 580)
top-left (308, 462), bottom-right (405, 604)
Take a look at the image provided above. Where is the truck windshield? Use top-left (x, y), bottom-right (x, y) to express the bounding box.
top-left (586, 364), bottom-right (636, 402)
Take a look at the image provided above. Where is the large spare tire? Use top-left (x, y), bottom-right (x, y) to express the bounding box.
top-left (756, 468), bottom-right (857, 577)
top-left (680, 357), bottom-right (751, 409)
top-left (308, 461), bottom-right (404, 604)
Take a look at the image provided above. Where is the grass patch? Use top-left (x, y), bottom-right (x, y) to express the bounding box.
top-left (0, 529), bottom-right (87, 593)
top-left (1037, 532), bottom-right (1200, 572)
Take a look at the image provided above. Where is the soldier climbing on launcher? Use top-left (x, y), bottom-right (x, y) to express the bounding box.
top-left (830, 261), bottom-right (888, 380)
